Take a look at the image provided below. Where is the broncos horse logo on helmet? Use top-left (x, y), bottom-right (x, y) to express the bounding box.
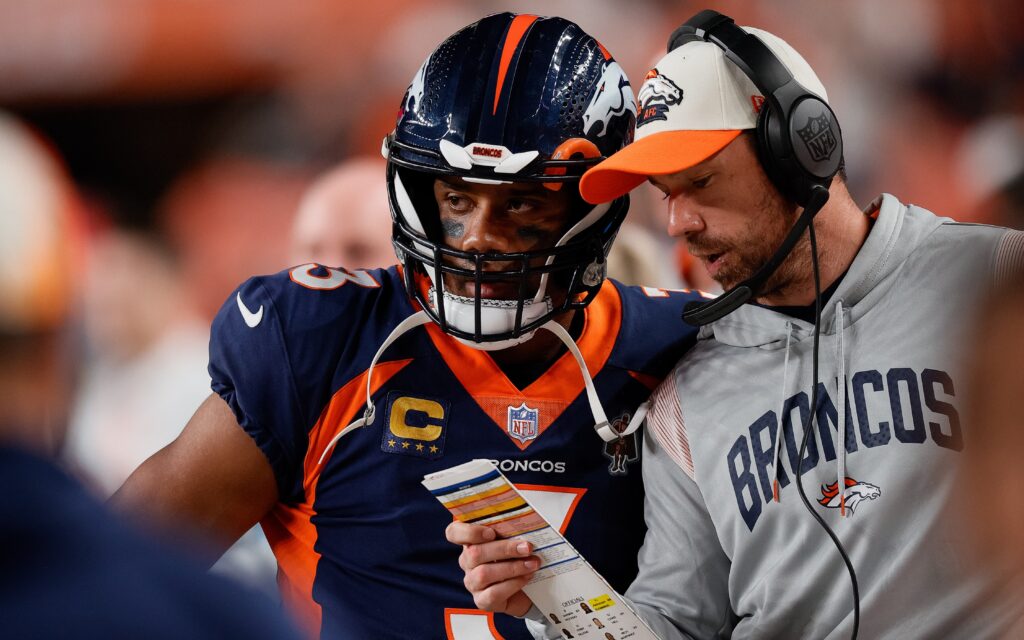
top-left (582, 59), bottom-right (637, 138)
top-left (383, 12), bottom-right (636, 349)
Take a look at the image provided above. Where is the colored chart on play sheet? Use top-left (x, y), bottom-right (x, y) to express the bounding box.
top-left (423, 459), bottom-right (662, 640)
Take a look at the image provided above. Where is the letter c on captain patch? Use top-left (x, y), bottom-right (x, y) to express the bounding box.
top-left (382, 393), bottom-right (450, 460)
top-left (389, 396), bottom-right (446, 441)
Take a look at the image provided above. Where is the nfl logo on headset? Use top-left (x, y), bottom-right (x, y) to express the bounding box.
top-left (796, 113), bottom-right (837, 162)
top-left (507, 403), bottom-right (539, 444)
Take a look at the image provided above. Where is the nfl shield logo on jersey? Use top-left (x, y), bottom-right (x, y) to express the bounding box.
top-left (507, 403), bottom-right (539, 444)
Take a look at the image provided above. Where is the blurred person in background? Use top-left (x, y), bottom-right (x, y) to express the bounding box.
top-left (604, 220), bottom-right (682, 288)
top-left (0, 110), bottom-right (300, 639)
top-left (289, 157), bottom-right (396, 269)
top-left (62, 223), bottom-right (280, 599)
top-left (960, 257), bottom-right (1024, 638)
top-left (65, 226), bottom-right (211, 495)
top-left (114, 13), bottom-right (705, 639)
top-left (159, 154), bottom-right (314, 320)
top-left (955, 115), bottom-right (1024, 229)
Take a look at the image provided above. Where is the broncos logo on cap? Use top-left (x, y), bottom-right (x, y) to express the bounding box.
top-left (819, 477), bottom-right (881, 517)
top-left (636, 69), bottom-right (684, 127)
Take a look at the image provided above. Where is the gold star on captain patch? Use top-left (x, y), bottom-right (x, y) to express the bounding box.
top-left (401, 441), bottom-right (411, 449)
top-left (387, 439), bottom-right (397, 448)
top-left (415, 443), bottom-right (425, 451)
top-left (429, 445), bottom-right (439, 453)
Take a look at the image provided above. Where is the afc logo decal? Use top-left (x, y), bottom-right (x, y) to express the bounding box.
top-left (381, 392), bottom-right (449, 459)
top-left (636, 69), bottom-right (683, 127)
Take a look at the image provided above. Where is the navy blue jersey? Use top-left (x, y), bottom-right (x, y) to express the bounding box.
top-left (209, 264), bottom-right (700, 639)
top-left (0, 445), bottom-right (300, 640)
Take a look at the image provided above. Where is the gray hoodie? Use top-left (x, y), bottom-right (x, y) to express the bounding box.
top-left (627, 194), bottom-right (1024, 639)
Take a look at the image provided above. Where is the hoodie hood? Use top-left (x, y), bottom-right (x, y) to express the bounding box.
top-left (700, 194), bottom-right (949, 349)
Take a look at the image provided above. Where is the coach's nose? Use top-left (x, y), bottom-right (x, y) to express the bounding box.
top-left (667, 194), bottom-right (706, 239)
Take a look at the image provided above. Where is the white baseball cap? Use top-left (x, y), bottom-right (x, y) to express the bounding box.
top-left (0, 111), bottom-right (81, 333)
top-left (580, 27), bottom-right (829, 204)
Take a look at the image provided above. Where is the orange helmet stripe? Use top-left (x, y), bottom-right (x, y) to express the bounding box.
top-left (493, 15), bottom-right (538, 115)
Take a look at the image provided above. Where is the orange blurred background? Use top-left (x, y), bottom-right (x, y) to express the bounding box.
top-left (1, 0), bottom-right (1022, 600)
top-left (4, 0), bottom-right (1023, 318)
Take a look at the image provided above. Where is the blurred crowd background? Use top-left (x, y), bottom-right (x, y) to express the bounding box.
top-left (1, 0), bottom-right (1022, 602)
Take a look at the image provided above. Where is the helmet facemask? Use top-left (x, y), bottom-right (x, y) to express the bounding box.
top-left (384, 12), bottom-right (636, 349)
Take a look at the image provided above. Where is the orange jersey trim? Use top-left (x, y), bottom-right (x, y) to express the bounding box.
top-left (262, 358), bottom-right (413, 636)
top-left (493, 15), bottom-right (538, 115)
top-left (627, 369), bottom-right (661, 391)
top-left (445, 608), bottom-right (507, 640)
top-left (515, 483), bottom-right (587, 534)
top-left (423, 280), bottom-right (623, 449)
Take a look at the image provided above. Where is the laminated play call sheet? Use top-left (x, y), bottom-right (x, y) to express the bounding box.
top-left (423, 459), bottom-right (661, 640)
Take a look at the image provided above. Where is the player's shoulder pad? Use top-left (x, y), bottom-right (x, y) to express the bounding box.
top-left (207, 265), bottom-right (411, 501)
top-left (609, 280), bottom-right (709, 376)
top-left (237, 262), bottom-right (405, 323)
top-left (211, 264), bottom-right (411, 372)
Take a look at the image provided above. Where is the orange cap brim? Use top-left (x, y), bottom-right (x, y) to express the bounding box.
top-left (579, 130), bottom-right (744, 204)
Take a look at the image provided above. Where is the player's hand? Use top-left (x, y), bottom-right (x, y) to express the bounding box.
top-left (446, 521), bottom-right (539, 617)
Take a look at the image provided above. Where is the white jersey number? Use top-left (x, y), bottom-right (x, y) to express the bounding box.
top-left (289, 264), bottom-right (380, 290)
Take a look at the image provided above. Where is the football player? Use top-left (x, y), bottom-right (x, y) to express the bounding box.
top-left (116, 13), bottom-right (704, 639)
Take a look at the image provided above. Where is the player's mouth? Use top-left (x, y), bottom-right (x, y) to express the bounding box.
top-left (441, 259), bottom-right (541, 300)
top-left (462, 281), bottom-right (523, 300)
top-left (439, 270), bottom-right (522, 300)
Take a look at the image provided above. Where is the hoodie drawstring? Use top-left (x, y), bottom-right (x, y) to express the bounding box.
top-left (835, 300), bottom-right (847, 515)
top-left (772, 304), bottom-right (849, 515)
top-left (771, 323), bottom-right (793, 502)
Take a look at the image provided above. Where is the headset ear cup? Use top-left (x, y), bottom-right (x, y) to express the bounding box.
top-left (787, 97), bottom-right (843, 183)
top-left (755, 104), bottom-right (805, 205)
top-left (755, 100), bottom-right (842, 207)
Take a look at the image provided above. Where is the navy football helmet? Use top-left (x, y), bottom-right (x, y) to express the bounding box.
top-left (384, 12), bottom-right (637, 349)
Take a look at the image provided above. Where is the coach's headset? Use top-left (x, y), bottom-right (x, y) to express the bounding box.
top-left (669, 9), bottom-right (844, 327)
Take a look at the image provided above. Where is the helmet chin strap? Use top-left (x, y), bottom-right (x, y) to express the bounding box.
top-left (534, 201), bottom-right (610, 304)
top-left (318, 310), bottom-right (433, 465)
top-left (317, 310), bottom-right (646, 465)
top-left (539, 320), bottom-right (649, 443)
